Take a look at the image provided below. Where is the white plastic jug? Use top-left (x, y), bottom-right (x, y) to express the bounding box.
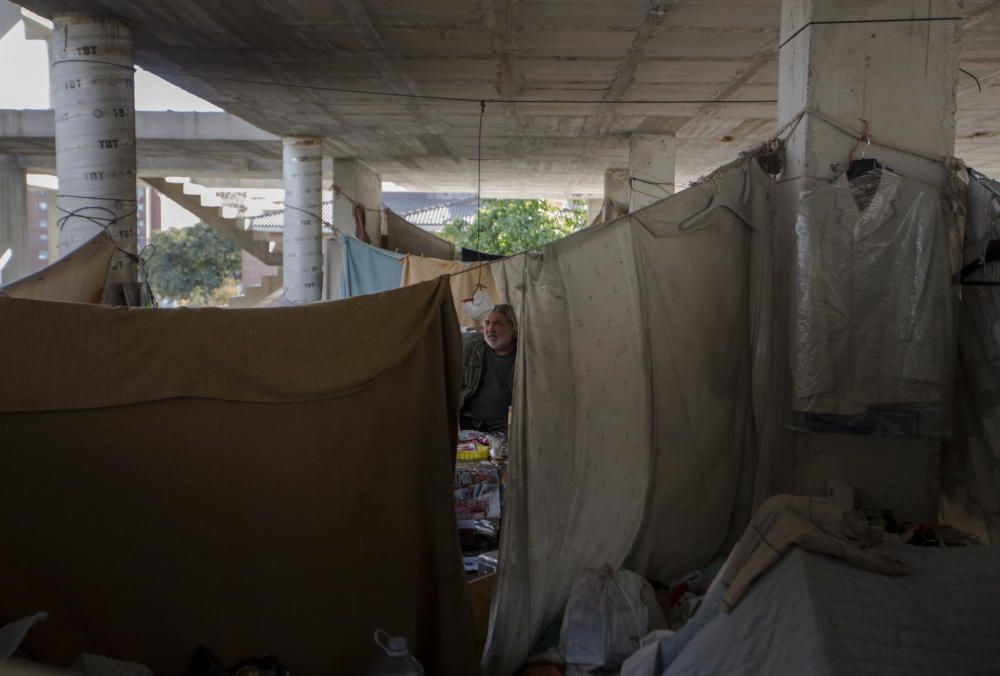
top-left (372, 628), bottom-right (424, 676)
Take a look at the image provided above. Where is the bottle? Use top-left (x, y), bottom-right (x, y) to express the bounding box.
top-left (372, 629), bottom-right (424, 676)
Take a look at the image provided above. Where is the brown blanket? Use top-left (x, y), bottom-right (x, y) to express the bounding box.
top-left (0, 278), bottom-right (479, 675)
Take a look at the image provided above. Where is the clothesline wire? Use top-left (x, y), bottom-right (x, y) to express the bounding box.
top-left (283, 202), bottom-right (343, 237)
top-left (449, 104), bottom-right (965, 279)
top-left (630, 176), bottom-right (695, 190)
top-left (629, 184), bottom-right (677, 202)
top-left (768, 107), bottom-right (952, 184)
top-left (960, 68), bottom-right (983, 93)
top-left (475, 100), bottom-right (486, 291)
top-left (778, 16), bottom-right (963, 50)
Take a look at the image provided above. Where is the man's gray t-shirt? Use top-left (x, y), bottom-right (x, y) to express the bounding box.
top-left (464, 347), bottom-right (515, 430)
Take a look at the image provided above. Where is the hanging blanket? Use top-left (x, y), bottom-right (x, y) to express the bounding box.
top-left (485, 159), bottom-right (776, 675)
top-left (401, 255), bottom-right (500, 327)
top-left (0, 278), bottom-right (480, 676)
top-left (340, 234), bottom-right (404, 297)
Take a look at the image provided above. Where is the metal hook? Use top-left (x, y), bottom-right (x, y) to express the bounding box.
top-left (861, 135), bottom-right (871, 160)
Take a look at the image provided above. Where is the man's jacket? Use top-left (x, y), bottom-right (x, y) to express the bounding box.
top-left (459, 332), bottom-right (515, 412)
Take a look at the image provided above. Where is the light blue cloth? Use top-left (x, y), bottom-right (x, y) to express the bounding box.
top-left (339, 235), bottom-right (404, 298)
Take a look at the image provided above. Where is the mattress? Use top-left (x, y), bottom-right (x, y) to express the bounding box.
top-left (663, 545), bottom-right (1000, 675)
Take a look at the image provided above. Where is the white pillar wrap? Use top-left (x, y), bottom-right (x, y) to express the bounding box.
top-left (282, 136), bottom-right (323, 303)
top-left (628, 134), bottom-right (676, 211)
top-left (52, 15), bottom-right (137, 303)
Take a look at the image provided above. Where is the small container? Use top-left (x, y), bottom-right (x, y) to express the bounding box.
top-left (372, 629), bottom-right (424, 676)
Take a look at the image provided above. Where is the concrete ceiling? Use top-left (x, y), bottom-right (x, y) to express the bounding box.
top-left (13, 0), bottom-right (1000, 197)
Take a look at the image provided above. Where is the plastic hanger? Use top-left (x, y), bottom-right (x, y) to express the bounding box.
top-left (675, 177), bottom-right (752, 232)
top-left (846, 136), bottom-right (881, 180)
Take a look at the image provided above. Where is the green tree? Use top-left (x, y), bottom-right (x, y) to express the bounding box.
top-left (440, 198), bottom-right (588, 255)
top-left (147, 223), bottom-right (241, 306)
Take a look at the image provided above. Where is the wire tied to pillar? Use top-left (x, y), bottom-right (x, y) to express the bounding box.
top-left (55, 200), bottom-right (158, 307)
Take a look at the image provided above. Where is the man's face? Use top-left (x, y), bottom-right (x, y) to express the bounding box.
top-left (483, 311), bottom-right (514, 352)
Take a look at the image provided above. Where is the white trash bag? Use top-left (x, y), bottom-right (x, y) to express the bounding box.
top-left (560, 565), bottom-right (652, 671)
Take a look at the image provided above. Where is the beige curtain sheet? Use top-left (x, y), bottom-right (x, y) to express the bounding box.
top-left (401, 256), bottom-right (500, 327)
top-left (484, 160), bottom-right (776, 675)
top-left (0, 230), bottom-right (114, 303)
top-left (385, 208), bottom-right (456, 260)
top-left (0, 279), bottom-right (480, 676)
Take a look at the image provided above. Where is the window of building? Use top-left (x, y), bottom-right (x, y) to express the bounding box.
top-left (38, 202), bottom-right (48, 212)
top-left (38, 251), bottom-right (48, 260)
top-left (39, 220), bottom-right (47, 229)
top-left (40, 234), bottom-right (48, 241)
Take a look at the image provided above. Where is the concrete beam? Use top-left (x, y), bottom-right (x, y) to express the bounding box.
top-left (0, 109), bottom-right (277, 142)
top-left (13, 154), bottom-right (286, 180)
top-left (333, 158), bottom-right (382, 243)
top-left (581, 3), bottom-right (675, 137)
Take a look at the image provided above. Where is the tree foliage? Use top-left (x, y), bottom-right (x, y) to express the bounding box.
top-left (440, 198), bottom-right (588, 255)
top-left (147, 223), bottom-right (241, 306)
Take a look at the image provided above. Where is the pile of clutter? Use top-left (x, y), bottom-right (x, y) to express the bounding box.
top-left (455, 430), bottom-right (509, 576)
top-left (516, 494), bottom-right (986, 676)
top-left (519, 559), bottom-right (723, 676)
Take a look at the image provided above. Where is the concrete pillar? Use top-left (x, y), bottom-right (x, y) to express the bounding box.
top-left (586, 198), bottom-right (603, 224)
top-left (602, 168), bottom-right (630, 220)
top-left (333, 158), bottom-right (382, 244)
top-left (282, 136), bottom-right (323, 303)
top-left (772, 0), bottom-right (962, 521)
top-left (628, 134), bottom-right (676, 211)
top-left (778, 0), bottom-right (960, 188)
top-left (51, 15), bottom-right (137, 305)
top-left (0, 155), bottom-right (28, 284)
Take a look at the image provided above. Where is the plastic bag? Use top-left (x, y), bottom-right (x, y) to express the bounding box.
top-left (559, 565), bottom-right (650, 670)
top-left (462, 288), bottom-right (493, 323)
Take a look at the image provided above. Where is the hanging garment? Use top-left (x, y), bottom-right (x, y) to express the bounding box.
top-left (0, 229), bottom-right (114, 303)
top-left (791, 168), bottom-right (954, 416)
top-left (385, 208), bottom-right (456, 260)
top-left (484, 159), bottom-right (774, 676)
top-left (322, 235), bottom-right (343, 300)
top-left (400, 256), bottom-right (500, 327)
top-left (943, 170), bottom-right (1000, 544)
top-left (0, 279), bottom-right (479, 676)
top-left (489, 253), bottom-right (533, 320)
top-left (340, 234), bottom-right (404, 298)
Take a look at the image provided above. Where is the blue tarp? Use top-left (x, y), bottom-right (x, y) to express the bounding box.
top-left (339, 235), bottom-right (404, 298)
